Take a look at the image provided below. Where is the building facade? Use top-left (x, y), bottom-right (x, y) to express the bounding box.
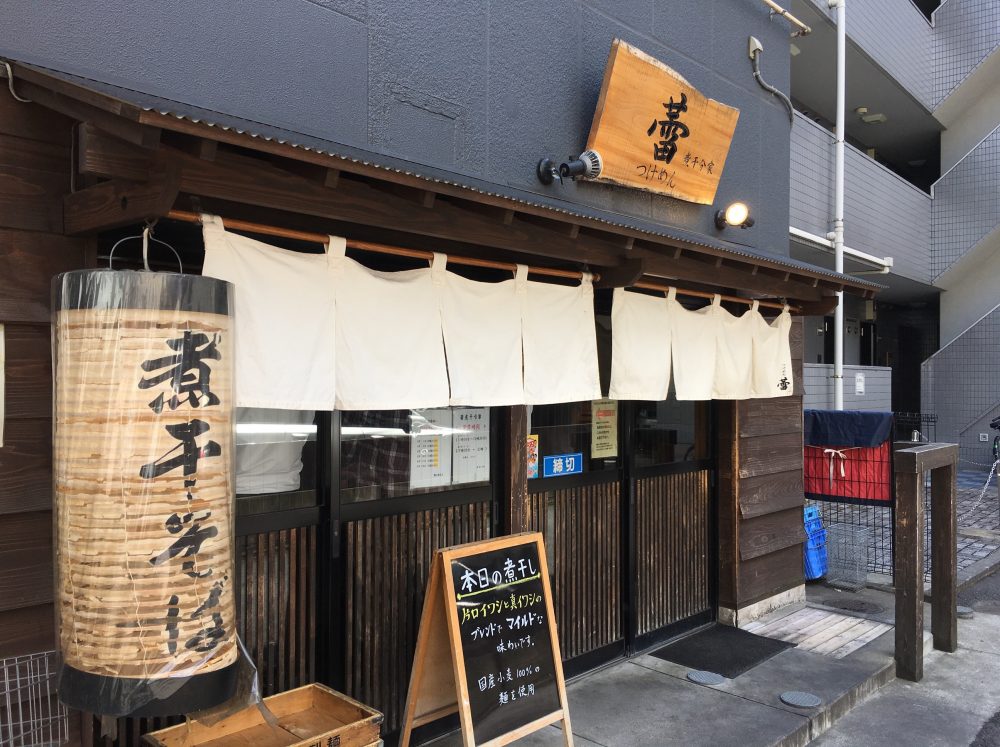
top-left (787, 0), bottom-right (1000, 463)
top-left (0, 3), bottom-right (883, 745)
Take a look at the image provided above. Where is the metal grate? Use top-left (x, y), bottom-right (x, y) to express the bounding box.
top-left (894, 412), bottom-right (937, 442)
top-left (826, 522), bottom-right (872, 591)
top-left (808, 500), bottom-right (894, 578)
top-left (1, 651), bottom-right (68, 746)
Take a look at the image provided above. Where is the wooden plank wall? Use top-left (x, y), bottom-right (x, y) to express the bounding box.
top-left (0, 95), bottom-right (89, 660)
top-left (718, 317), bottom-right (806, 610)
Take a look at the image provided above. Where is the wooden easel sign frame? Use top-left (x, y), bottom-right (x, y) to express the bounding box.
top-left (400, 532), bottom-right (573, 747)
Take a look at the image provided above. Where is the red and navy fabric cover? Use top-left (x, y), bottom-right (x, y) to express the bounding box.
top-left (803, 410), bottom-right (894, 503)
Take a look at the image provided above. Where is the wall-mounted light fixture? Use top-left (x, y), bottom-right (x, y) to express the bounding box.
top-left (715, 201), bottom-right (754, 229)
top-left (537, 150), bottom-right (603, 185)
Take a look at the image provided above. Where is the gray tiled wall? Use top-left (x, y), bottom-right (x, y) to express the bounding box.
top-left (922, 304), bottom-right (1000, 467)
top-left (931, 125), bottom-right (1000, 279)
top-left (803, 364), bottom-right (893, 412)
top-left (934, 0), bottom-right (1000, 106)
top-left (790, 113), bottom-right (932, 283)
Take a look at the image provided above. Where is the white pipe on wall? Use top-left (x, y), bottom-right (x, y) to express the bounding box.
top-left (830, 0), bottom-right (846, 411)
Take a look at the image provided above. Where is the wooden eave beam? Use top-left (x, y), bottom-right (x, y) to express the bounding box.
top-left (131, 110), bottom-right (875, 296)
top-left (633, 242), bottom-right (827, 302)
top-left (71, 118), bottom-right (872, 301)
top-left (74, 126), bottom-right (624, 268)
top-left (12, 75), bottom-right (159, 149)
top-left (8, 65), bottom-right (874, 298)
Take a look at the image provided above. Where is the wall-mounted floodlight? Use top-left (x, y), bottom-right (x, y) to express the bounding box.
top-left (715, 201), bottom-right (754, 229)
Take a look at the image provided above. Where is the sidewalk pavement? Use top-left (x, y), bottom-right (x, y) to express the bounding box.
top-left (429, 596), bottom-right (900, 746)
top-left (812, 569), bottom-right (1000, 746)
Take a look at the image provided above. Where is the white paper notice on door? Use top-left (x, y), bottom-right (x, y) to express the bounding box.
top-left (410, 408), bottom-right (453, 489)
top-left (452, 408), bottom-right (491, 484)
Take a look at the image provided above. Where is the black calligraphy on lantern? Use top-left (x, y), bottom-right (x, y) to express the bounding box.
top-left (138, 329), bottom-right (226, 657)
top-left (138, 331), bottom-right (221, 413)
top-left (184, 577), bottom-right (228, 652)
top-left (646, 93), bottom-right (689, 164)
top-left (139, 419), bottom-right (221, 479)
top-left (149, 510), bottom-right (219, 570)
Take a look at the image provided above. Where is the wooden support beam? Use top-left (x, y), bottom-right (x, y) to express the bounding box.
top-left (567, 224), bottom-right (580, 239)
top-left (795, 297), bottom-right (840, 316)
top-left (931, 463), bottom-right (958, 653)
top-left (504, 406), bottom-right (529, 534)
top-left (623, 237), bottom-right (635, 252)
top-left (63, 158), bottom-right (180, 235)
top-left (894, 468), bottom-right (924, 682)
top-left (594, 259), bottom-right (645, 289)
top-left (502, 209), bottom-right (516, 225)
top-left (714, 257), bottom-right (724, 268)
top-left (324, 169), bottom-right (340, 189)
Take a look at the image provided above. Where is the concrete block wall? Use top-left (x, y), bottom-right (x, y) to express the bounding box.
top-left (790, 113), bottom-right (932, 283)
top-left (803, 364), bottom-right (893, 412)
top-left (934, 0), bottom-right (1000, 106)
top-left (922, 304), bottom-right (1000, 467)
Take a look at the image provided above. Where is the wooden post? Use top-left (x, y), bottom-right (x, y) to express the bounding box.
top-left (894, 469), bottom-right (924, 682)
top-left (931, 463), bottom-right (958, 653)
top-left (504, 405), bottom-right (529, 533)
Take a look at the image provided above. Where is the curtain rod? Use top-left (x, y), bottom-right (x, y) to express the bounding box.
top-left (165, 209), bottom-right (797, 312)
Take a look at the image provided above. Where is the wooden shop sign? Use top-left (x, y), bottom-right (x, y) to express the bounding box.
top-left (586, 38), bottom-right (740, 205)
top-left (400, 533), bottom-right (573, 747)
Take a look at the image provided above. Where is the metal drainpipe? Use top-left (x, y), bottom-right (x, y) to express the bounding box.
top-left (830, 0), bottom-right (846, 410)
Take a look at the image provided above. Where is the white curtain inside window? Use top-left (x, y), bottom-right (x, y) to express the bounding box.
top-left (608, 288), bottom-right (672, 401)
top-left (201, 215), bottom-right (338, 410)
top-left (520, 273), bottom-right (602, 405)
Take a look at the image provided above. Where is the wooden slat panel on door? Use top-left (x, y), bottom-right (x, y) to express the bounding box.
top-left (527, 480), bottom-right (622, 661)
top-left (344, 501), bottom-right (492, 734)
top-left (635, 470), bottom-right (711, 636)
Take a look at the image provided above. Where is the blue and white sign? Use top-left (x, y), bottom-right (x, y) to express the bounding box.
top-left (542, 452), bottom-right (583, 478)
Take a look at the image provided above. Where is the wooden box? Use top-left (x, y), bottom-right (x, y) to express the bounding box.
top-left (142, 683), bottom-right (383, 747)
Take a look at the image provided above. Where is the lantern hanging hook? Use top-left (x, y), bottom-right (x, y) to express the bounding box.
top-left (108, 223), bottom-right (184, 274)
top-left (0, 61), bottom-right (31, 103)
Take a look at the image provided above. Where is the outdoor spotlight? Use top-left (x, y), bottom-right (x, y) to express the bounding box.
top-left (715, 201), bottom-right (754, 229)
top-left (559, 150), bottom-right (603, 180)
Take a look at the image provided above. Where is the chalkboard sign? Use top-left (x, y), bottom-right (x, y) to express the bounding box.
top-left (400, 533), bottom-right (573, 747)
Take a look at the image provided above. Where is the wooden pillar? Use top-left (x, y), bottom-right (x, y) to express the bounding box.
top-left (504, 406), bottom-right (529, 534)
top-left (894, 469), bottom-right (924, 682)
top-left (931, 463), bottom-right (958, 653)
